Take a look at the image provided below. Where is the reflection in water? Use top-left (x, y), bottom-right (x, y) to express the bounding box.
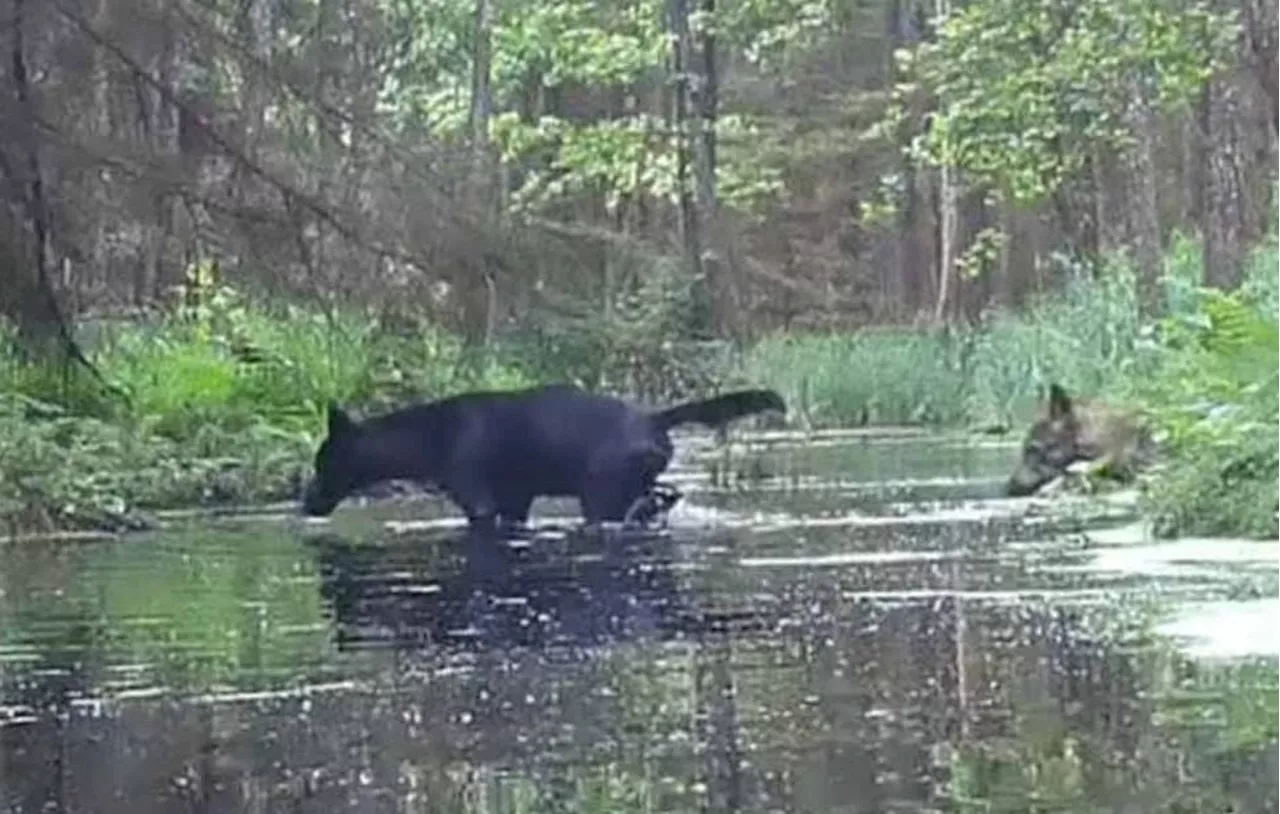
top-left (1, 431), bottom-right (1277, 813)
top-left (309, 528), bottom-right (712, 652)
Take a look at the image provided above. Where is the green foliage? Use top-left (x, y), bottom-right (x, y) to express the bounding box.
top-left (495, 111), bottom-right (785, 218)
top-left (496, 114), bottom-right (675, 215)
top-left (0, 274), bottom-right (534, 535)
top-left (964, 253), bottom-right (1144, 427)
top-left (499, 255), bottom-right (735, 402)
top-left (745, 252), bottom-right (1143, 429)
top-left (891, 0), bottom-right (1233, 203)
top-left (492, 0), bottom-right (665, 90)
top-left (746, 233), bottom-right (1280, 542)
top-left (4, 232), bottom-right (1276, 541)
top-left (719, 0), bottom-right (833, 71)
top-left (745, 233), bottom-right (1277, 539)
top-left (743, 329), bottom-right (971, 427)
top-left (110, 270), bottom-right (540, 431)
top-left (1131, 248), bottom-right (1279, 538)
top-left (0, 392), bottom-right (305, 534)
top-left (372, 0), bottom-right (820, 219)
top-left (1, 255), bottom-right (745, 534)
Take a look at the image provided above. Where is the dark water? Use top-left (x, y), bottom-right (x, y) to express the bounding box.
top-left (2, 431), bottom-right (1277, 813)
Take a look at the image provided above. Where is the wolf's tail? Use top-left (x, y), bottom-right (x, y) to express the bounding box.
top-left (650, 389), bottom-right (785, 432)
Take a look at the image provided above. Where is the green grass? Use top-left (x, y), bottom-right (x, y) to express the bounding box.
top-left (0, 290), bottom-right (535, 534)
top-left (1, 232), bottom-right (1275, 538)
top-left (743, 250), bottom-right (1148, 430)
top-left (742, 233), bottom-right (1277, 538)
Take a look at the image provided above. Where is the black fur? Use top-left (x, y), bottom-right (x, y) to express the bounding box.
top-left (650, 389), bottom-right (786, 431)
top-left (301, 384), bottom-right (784, 530)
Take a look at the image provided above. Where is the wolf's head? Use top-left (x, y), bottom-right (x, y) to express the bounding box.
top-left (1006, 383), bottom-right (1087, 497)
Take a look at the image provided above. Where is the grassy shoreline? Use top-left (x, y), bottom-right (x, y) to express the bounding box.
top-left (2, 234), bottom-right (1276, 540)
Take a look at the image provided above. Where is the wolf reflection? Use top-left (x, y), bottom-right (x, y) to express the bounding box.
top-left (308, 526), bottom-right (749, 655)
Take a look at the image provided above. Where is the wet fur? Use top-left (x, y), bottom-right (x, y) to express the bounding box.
top-left (1007, 383), bottom-right (1155, 497)
top-left (301, 384), bottom-right (785, 529)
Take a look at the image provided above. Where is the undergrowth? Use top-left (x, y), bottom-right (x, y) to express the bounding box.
top-left (0, 270), bottom-right (533, 535)
top-left (1130, 239), bottom-right (1278, 539)
top-left (1, 234), bottom-right (1275, 539)
top-left (744, 249), bottom-right (1147, 430)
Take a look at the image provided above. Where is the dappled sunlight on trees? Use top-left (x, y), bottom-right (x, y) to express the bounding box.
top-left (0, 0), bottom-right (1271, 345)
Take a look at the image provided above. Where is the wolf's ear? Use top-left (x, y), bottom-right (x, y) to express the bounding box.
top-left (1047, 383), bottom-right (1073, 420)
top-left (326, 401), bottom-right (355, 437)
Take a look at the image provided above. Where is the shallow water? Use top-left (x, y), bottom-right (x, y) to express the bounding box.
top-left (1, 429), bottom-right (1277, 813)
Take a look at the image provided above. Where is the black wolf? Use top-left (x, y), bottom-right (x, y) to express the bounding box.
top-left (1006, 383), bottom-right (1156, 497)
top-left (301, 384), bottom-right (785, 529)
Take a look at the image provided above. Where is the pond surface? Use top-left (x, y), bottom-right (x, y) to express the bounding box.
top-left (2, 429), bottom-right (1277, 813)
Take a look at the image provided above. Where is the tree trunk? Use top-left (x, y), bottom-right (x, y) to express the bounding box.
top-left (469, 0), bottom-right (493, 149)
top-left (1095, 147), bottom-right (1126, 256)
top-left (139, 6), bottom-right (182, 307)
top-left (883, 0), bottom-right (924, 320)
top-left (932, 0), bottom-right (959, 325)
top-left (958, 190), bottom-right (993, 323)
top-left (0, 0), bottom-right (97, 377)
top-left (1180, 111), bottom-right (1206, 228)
top-left (900, 158), bottom-right (935, 320)
top-left (1201, 70), bottom-right (1247, 290)
top-left (667, 0), bottom-right (707, 336)
top-left (690, 0), bottom-right (722, 337)
top-left (1245, 0), bottom-right (1278, 143)
top-left (1098, 82), bottom-right (1163, 319)
top-left (934, 163), bottom-right (960, 324)
top-left (1123, 86), bottom-right (1163, 319)
top-left (458, 0), bottom-right (497, 346)
top-left (1244, 0), bottom-right (1277, 239)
